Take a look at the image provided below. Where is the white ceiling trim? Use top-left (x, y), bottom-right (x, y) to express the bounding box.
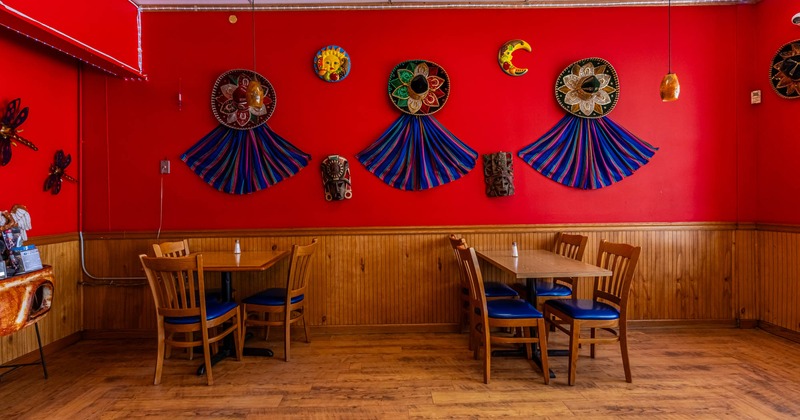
top-left (133, 0), bottom-right (757, 12)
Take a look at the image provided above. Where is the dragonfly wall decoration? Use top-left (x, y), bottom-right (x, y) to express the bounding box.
top-left (0, 98), bottom-right (38, 166)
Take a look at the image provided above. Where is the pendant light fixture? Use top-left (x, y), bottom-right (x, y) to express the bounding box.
top-left (660, 0), bottom-right (680, 102)
top-left (246, 0), bottom-right (265, 108)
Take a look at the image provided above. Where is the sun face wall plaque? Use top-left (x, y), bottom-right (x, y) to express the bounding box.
top-left (518, 58), bottom-right (657, 189)
top-left (314, 45), bottom-right (351, 82)
top-left (356, 60), bottom-right (477, 191)
top-left (181, 69), bottom-right (310, 194)
top-left (770, 40), bottom-right (800, 98)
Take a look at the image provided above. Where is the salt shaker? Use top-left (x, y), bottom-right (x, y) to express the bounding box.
top-left (511, 241), bottom-right (519, 258)
top-left (234, 239), bottom-right (241, 254)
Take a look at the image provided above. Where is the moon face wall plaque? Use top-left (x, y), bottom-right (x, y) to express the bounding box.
top-left (498, 39), bottom-right (531, 77)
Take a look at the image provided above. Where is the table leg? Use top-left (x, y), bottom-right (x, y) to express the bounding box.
top-left (197, 270), bottom-right (273, 376)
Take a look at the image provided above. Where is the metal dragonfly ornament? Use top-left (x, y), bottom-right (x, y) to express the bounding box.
top-left (0, 98), bottom-right (38, 166)
top-left (44, 150), bottom-right (77, 195)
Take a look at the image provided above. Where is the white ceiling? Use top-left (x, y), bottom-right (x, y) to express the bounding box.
top-left (131, 0), bottom-right (755, 10)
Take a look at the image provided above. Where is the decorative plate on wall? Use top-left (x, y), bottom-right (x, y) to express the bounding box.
top-left (770, 40), bottom-right (800, 99)
top-left (388, 60), bottom-right (449, 116)
top-left (314, 45), bottom-right (351, 82)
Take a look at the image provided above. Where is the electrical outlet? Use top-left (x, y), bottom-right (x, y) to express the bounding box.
top-left (160, 160), bottom-right (170, 174)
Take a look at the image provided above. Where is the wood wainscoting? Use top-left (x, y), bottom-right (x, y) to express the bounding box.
top-left (79, 223), bottom-right (776, 336)
top-left (0, 235), bottom-right (82, 365)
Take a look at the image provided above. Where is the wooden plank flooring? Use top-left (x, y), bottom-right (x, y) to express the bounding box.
top-left (1, 328), bottom-right (799, 418)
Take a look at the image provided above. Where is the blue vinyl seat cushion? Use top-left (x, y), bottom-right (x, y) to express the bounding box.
top-left (243, 288), bottom-right (305, 306)
top-left (533, 279), bottom-right (572, 297)
top-left (545, 299), bottom-right (620, 320)
top-left (486, 299), bottom-right (543, 319)
top-left (484, 282), bottom-right (519, 298)
top-left (165, 300), bottom-right (238, 325)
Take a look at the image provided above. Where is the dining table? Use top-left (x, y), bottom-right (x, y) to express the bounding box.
top-left (475, 248), bottom-right (613, 376)
top-left (197, 250), bottom-right (290, 375)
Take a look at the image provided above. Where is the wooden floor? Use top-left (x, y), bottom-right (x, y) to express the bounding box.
top-left (1, 327), bottom-right (799, 419)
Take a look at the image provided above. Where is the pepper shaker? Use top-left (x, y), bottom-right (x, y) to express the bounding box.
top-left (234, 239), bottom-right (241, 254)
top-left (512, 241), bottom-right (519, 258)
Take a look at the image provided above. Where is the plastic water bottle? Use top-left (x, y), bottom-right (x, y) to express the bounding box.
top-left (234, 239), bottom-right (241, 254)
top-left (512, 241), bottom-right (519, 258)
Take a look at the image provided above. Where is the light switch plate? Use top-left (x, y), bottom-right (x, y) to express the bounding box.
top-left (160, 160), bottom-right (170, 174)
top-left (750, 90), bottom-right (761, 104)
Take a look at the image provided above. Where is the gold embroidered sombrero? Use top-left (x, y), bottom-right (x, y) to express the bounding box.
top-left (555, 57), bottom-right (619, 119)
top-left (211, 69), bottom-right (276, 130)
top-left (770, 40), bottom-right (800, 99)
top-left (388, 60), bottom-right (450, 116)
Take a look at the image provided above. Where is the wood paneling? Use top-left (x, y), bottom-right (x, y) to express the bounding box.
top-left (80, 224), bottom-right (760, 335)
top-left (758, 230), bottom-right (800, 334)
top-left (1, 240), bottom-right (81, 365)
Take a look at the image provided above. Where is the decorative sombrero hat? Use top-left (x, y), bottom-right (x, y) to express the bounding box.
top-left (211, 69), bottom-right (276, 130)
top-left (770, 40), bottom-right (800, 99)
top-left (555, 57), bottom-right (619, 119)
top-left (388, 60), bottom-right (450, 116)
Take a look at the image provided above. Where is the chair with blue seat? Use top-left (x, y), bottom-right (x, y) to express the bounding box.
top-left (543, 239), bottom-right (641, 385)
top-left (532, 232), bottom-right (589, 311)
top-left (241, 239), bottom-right (318, 362)
top-left (456, 245), bottom-right (549, 384)
top-left (449, 235), bottom-right (518, 301)
top-left (139, 253), bottom-right (243, 385)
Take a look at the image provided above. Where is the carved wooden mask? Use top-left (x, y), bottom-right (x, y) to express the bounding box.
top-left (483, 152), bottom-right (514, 197)
top-left (321, 155), bottom-right (352, 201)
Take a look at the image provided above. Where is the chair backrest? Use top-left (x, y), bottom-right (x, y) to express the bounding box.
top-left (448, 234), bottom-right (469, 286)
top-left (592, 240), bottom-right (641, 314)
top-left (456, 245), bottom-right (488, 323)
top-left (139, 253), bottom-right (207, 321)
top-left (153, 240), bottom-right (190, 257)
top-left (553, 232), bottom-right (588, 261)
top-left (286, 239), bottom-right (319, 303)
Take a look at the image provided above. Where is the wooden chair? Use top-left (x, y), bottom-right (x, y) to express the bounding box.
top-left (449, 235), bottom-right (519, 301)
top-left (139, 253), bottom-right (243, 385)
top-left (543, 240), bottom-right (641, 385)
top-left (532, 232), bottom-right (589, 311)
top-left (241, 239), bottom-right (318, 361)
top-left (457, 245), bottom-right (549, 385)
top-left (152, 239), bottom-right (191, 258)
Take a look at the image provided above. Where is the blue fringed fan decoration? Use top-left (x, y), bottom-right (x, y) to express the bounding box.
top-left (357, 60), bottom-right (476, 191)
top-left (182, 69), bottom-right (309, 194)
top-left (518, 58), bottom-right (657, 189)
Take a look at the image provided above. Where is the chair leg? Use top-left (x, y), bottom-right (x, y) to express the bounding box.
top-left (284, 313), bottom-right (291, 362)
top-left (34, 323), bottom-right (48, 379)
top-left (186, 332), bottom-right (194, 360)
top-left (302, 311), bottom-right (311, 344)
top-left (154, 326), bottom-right (165, 385)
top-left (264, 313), bottom-right (271, 341)
top-left (234, 308), bottom-right (243, 361)
top-left (201, 327), bottom-right (213, 385)
top-left (536, 321), bottom-right (549, 385)
top-left (522, 327), bottom-right (532, 360)
top-left (620, 322), bottom-right (632, 383)
top-left (590, 327), bottom-right (597, 358)
top-left (567, 319), bottom-right (580, 386)
top-left (483, 327), bottom-right (491, 384)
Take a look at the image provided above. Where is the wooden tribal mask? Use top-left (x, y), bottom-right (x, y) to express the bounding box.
top-left (483, 152), bottom-right (514, 197)
top-left (321, 155), bottom-right (352, 201)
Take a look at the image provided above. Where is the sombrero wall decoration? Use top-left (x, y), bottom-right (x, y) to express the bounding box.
top-left (356, 60), bottom-right (477, 191)
top-left (770, 40), bottom-right (800, 98)
top-left (518, 57), bottom-right (658, 189)
top-left (181, 69), bottom-right (310, 194)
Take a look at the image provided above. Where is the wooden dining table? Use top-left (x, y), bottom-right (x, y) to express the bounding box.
top-left (475, 248), bottom-right (612, 376)
top-left (197, 250), bottom-right (290, 374)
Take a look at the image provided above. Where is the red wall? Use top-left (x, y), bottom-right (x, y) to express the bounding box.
top-left (80, 6), bottom-right (754, 231)
top-left (753, 0), bottom-right (800, 224)
top-left (0, 29), bottom-right (79, 236)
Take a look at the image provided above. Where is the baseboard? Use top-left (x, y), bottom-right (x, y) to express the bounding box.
top-left (757, 321), bottom-right (800, 344)
top-left (738, 319), bottom-right (759, 329)
top-left (1, 331), bottom-right (81, 366)
top-left (628, 319), bottom-right (738, 329)
top-left (312, 324), bottom-right (461, 335)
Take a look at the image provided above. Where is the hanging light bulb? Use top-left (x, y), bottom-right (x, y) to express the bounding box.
top-left (660, 0), bottom-right (680, 102)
